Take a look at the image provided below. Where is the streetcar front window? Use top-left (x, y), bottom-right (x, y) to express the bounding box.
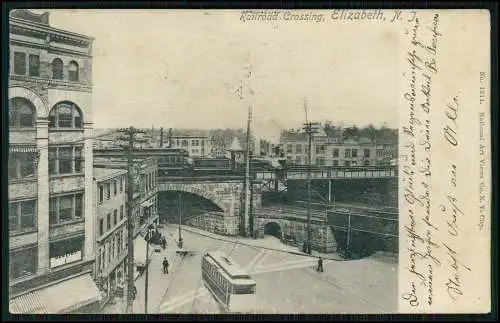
top-left (232, 284), bottom-right (256, 294)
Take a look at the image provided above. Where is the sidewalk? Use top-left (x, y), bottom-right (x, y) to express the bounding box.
top-left (170, 224), bottom-right (347, 262)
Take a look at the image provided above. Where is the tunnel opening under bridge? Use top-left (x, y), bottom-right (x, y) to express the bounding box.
top-left (263, 222), bottom-right (282, 240)
top-left (158, 190), bottom-right (224, 225)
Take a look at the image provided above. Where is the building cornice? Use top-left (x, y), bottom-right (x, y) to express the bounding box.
top-left (9, 74), bottom-right (92, 92)
top-left (10, 17), bottom-right (94, 44)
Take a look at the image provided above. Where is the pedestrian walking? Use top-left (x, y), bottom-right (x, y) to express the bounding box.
top-left (163, 257), bottom-right (169, 274)
top-left (132, 285), bottom-right (137, 300)
top-left (317, 257), bottom-right (324, 273)
top-left (162, 237), bottom-right (166, 250)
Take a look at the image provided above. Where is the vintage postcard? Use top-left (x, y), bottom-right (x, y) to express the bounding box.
top-left (6, 8), bottom-right (491, 315)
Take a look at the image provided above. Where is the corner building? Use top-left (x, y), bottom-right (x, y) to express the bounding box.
top-left (8, 10), bottom-right (100, 313)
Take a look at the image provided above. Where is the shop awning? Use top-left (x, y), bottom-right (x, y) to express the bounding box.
top-left (134, 235), bottom-right (148, 267)
top-left (9, 273), bottom-right (101, 314)
top-left (9, 146), bottom-right (37, 153)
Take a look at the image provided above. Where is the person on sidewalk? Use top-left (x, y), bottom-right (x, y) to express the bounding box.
top-left (162, 237), bottom-right (166, 250)
top-left (317, 257), bottom-right (324, 272)
top-left (163, 257), bottom-right (169, 274)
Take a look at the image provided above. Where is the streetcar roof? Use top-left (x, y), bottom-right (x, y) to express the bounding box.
top-left (205, 250), bottom-right (249, 277)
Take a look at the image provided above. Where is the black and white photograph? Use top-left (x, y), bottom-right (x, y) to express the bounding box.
top-left (5, 8), bottom-right (491, 315)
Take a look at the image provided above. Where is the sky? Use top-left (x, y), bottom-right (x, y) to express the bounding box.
top-left (36, 9), bottom-right (399, 141)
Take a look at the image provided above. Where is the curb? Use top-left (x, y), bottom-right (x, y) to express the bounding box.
top-left (176, 225), bottom-right (347, 262)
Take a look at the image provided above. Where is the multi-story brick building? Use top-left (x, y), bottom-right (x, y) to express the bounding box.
top-left (8, 10), bottom-right (100, 313)
top-left (93, 157), bottom-right (159, 237)
top-left (93, 168), bottom-right (128, 302)
top-left (281, 127), bottom-right (396, 167)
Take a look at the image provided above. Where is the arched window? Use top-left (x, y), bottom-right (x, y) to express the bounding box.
top-left (68, 61), bottom-right (79, 82)
top-left (9, 98), bottom-right (36, 128)
top-left (52, 58), bottom-right (63, 79)
top-left (49, 102), bottom-right (83, 129)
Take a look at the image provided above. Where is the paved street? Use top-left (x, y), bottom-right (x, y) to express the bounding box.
top-left (103, 225), bottom-right (397, 314)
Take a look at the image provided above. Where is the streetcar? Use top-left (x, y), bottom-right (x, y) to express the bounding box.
top-left (201, 250), bottom-right (257, 313)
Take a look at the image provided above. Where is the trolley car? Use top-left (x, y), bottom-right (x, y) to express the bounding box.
top-left (201, 250), bottom-right (257, 313)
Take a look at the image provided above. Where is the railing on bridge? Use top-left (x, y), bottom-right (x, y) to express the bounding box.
top-left (157, 165), bottom-right (397, 181)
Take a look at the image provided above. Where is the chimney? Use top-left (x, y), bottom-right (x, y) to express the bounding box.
top-left (160, 127), bottom-right (164, 148)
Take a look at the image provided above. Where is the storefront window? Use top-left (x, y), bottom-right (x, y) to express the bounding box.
top-left (49, 236), bottom-right (83, 268)
top-left (10, 248), bottom-right (37, 280)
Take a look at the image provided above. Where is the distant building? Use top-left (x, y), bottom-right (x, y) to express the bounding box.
top-left (93, 168), bottom-right (128, 302)
top-left (8, 10), bottom-right (101, 313)
top-left (280, 125), bottom-right (396, 167)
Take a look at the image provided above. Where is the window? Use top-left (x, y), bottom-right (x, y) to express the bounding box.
top-left (74, 147), bottom-right (83, 172)
top-left (49, 146), bottom-right (84, 175)
top-left (48, 102), bottom-right (83, 129)
top-left (9, 200), bottom-right (37, 232)
top-left (106, 183), bottom-right (111, 199)
top-left (9, 151), bottom-right (36, 180)
top-left (68, 61), bottom-right (79, 82)
top-left (120, 205), bottom-right (124, 220)
top-left (48, 193), bottom-right (84, 226)
top-left (364, 160), bottom-right (370, 166)
top-left (99, 185), bottom-right (104, 204)
top-left (295, 156), bottom-right (302, 164)
top-left (29, 54), bottom-right (40, 77)
top-left (344, 149), bottom-right (351, 158)
top-left (13, 52), bottom-right (26, 75)
top-left (113, 180), bottom-right (117, 196)
top-left (286, 144), bottom-right (292, 153)
top-left (49, 236), bottom-right (83, 268)
top-left (364, 149), bottom-right (370, 158)
top-left (333, 148), bottom-right (339, 158)
top-left (9, 98), bottom-right (36, 128)
top-left (333, 160), bottom-right (339, 166)
top-left (344, 161), bottom-right (350, 166)
top-left (119, 177), bottom-right (123, 193)
top-left (9, 248), bottom-right (37, 280)
top-left (99, 218), bottom-right (104, 236)
top-left (295, 144), bottom-right (302, 154)
top-left (317, 157), bottom-right (325, 166)
top-left (107, 214), bottom-right (111, 230)
top-left (376, 149), bottom-right (384, 157)
top-left (114, 210), bottom-right (118, 226)
top-left (52, 58), bottom-right (63, 79)
top-left (352, 149), bottom-right (358, 158)
top-left (112, 237), bottom-right (115, 259)
top-left (316, 145), bottom-right (325, 154)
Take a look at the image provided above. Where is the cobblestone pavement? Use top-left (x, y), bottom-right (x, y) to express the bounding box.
top-left (102, 225), bottom-right (397, 314)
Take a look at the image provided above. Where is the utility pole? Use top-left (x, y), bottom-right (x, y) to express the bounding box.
top-left (178, 192), bottom-right (183, 247)
top-left (144, 227), bottom-right (151, 313)
top-left (118, 127), bottom-right (146, 314)
top-left (302, 99), bottom-right (319, 255)
top-left (237, 64), bottom-right (253, 237)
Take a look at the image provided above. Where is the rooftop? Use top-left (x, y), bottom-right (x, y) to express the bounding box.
top-left (93, 167), bottom-right (127, 181)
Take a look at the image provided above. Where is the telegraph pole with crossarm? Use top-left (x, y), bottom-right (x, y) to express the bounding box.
top-left (302, 99), bottom-right (320, 255)
top-left (117, 127), bottom-right (146, 314)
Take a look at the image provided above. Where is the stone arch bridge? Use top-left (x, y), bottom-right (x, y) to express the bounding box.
top-left (158, 179), bottom-right (262, 236)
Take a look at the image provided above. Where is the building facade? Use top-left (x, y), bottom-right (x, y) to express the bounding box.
top-left (282, 132), bottom-right (396, 167)
top-left (93, 157), bottom-right (159, 237)
top-left (93, 168), bottom-right (128, 301)
top-left (8, 10), bottom-right (100, 313)
top-left (168, 135), bottom-right (212, 157)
